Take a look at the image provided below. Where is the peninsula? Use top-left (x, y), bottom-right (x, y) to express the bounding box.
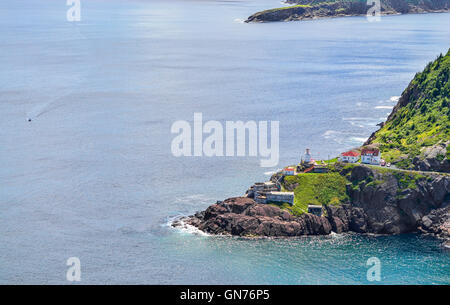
top-left (246, 0), bottom-right (450, 23)
top-left (173, 50), bottom-right (450, 246)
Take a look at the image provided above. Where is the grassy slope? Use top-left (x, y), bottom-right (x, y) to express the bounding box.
top-left (370, 49), bottom-right (450, 168)
top-left (275, 163), bottom-right (449, 216)
top-left (282, 172), bottom-right (349, 215)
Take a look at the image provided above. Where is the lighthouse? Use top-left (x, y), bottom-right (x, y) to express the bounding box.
top-left (304, 148), bottom-right (311, 163)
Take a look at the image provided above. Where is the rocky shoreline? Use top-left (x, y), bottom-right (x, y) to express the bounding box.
top-left (246, 0), bottom-right (450, 23)
top-left (172, 165), bottom-right (450, 246)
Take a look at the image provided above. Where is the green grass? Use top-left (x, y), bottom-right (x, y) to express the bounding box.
top-left (316, 157), bottom-right (338, 164)
top-left (283, 173), bottom-right (349, 215)
top-left (393, 172), bottom-right (426, 190)
top-left (262, 4), bottom-right (312, 13)
top-left (357, 165), bottom-right (428, 190)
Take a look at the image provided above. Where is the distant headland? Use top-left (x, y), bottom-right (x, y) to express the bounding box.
top-left (246, 0), bottom-right (450, 23)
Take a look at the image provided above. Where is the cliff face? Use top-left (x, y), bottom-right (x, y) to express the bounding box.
top-left (174, 166), bottom-right (450, 242)
top-left (175, 197), bottom-right (333, 237)
top-left (365, 50), bottom-right (450, 172)
top-left (327, 165), bottom-right (449, 235)
top-left (246, 0), bottom-right (450, 23)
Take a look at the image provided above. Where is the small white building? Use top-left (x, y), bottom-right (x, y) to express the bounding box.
top-left (283, 167), bottom-right (296, 176)
top-left (361, 148), bottom-right (381, 165)
top-left (339, 151), bottom-right (360, 163)
top-left (266, 192), bottom-right (294, 205)
top-left (308, 205), bottom-right (323, 216)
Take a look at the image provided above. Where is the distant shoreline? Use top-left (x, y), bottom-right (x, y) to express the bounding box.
top-left (246, 1), bottom-right (450, 23)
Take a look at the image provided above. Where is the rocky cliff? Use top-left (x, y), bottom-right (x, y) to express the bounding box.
top-left (173, 165), bottom-right (450, 244)
top-left (174, 197), bottom-right (333, 237)
top-left (246, 0), bottom-right (450, 23)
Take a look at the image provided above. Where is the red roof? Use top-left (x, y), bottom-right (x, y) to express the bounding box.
top-left (341, 151), bottom-right (360, 157)
top-left (284, 167), bottom-right (295, 171)
top-left (361, 148), bottom-right (379, 156)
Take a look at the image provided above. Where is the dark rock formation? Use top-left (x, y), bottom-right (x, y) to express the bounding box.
top-left (412, 142), bottom-right (450, 173)
top-left (417, 206), bottom-right (450, 243)
top-left (174, 197), bottom-right (332, 237)
top-left (341, 166), bottom-right (450, 235)
top-left (173, 166), bottom-right (450, 244)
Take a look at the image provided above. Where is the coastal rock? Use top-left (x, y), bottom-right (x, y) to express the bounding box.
top-left (174, 166), bottom-right (450, 242)
top-left (177, 197), bottom-right (332, 237)
top-left (417, 206), bottom-right (450, 242)
top-left (345, 166), bottom-right (449, 234)
top-left (325, 205), bottom-right (351, 233)
top-left (413, 142), bottom-right (450, 173)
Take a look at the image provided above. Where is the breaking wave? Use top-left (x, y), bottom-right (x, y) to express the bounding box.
top-left (390, 96), bottom-right (400, 102)
top-left (374, 105), bottom-right (394, 109)
top-left (166, 215), bottom-right (210, 236)
top-left (264, 169), bottom-right (282, 176)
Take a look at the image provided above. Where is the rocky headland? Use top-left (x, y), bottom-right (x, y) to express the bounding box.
top-left (174, 165), bottom-right (450, 245)
top-left (173, 51), bottom-right (450, 246)
top-left (246, 0), bottom-right (450, 23)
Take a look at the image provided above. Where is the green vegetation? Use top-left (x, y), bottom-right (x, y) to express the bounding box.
top-left (282, 173), bottom-right (349, 215)
top-left (394, 172), bottom-right (426, 190)
top-left (260, 0), bottom-right (434, 14)
top-left (262, 4), bottom-right (311, 13)
top-left (315, 157), bottom-right (338, 164)
top-left (370, 49), bottom-right (450, 169)
top-left (349, 165), bottom-right (428, 192)
top-left (248, 0), bottom-right (450, 23)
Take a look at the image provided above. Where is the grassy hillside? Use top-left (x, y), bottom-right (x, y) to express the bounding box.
top-left (282, 173), bottom-right (349, 215)
top-left (369, 49), bottom-right (450, 169)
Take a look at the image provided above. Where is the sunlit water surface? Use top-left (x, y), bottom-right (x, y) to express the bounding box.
top-left (0, 0), bottom-right (449, 284)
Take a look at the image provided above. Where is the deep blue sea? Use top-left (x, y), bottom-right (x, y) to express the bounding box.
top-left (0, 0), bottom-right (449, 284)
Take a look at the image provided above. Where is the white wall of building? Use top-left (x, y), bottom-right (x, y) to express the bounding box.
top-left (339, 155), bottom-right (358, 163)
top-left (361, 154), bottom-right (380, 164)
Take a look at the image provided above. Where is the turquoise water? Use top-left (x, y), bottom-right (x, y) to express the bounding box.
top-left (0, 0), bottom-right (449, 284)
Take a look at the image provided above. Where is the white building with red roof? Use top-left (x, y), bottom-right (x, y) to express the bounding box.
top-left (283, 167), bottom-right (296, 176)
top-left (361, 148), bottom-right (381, 165)
top-left (339, 151), bottom-right (360, 163)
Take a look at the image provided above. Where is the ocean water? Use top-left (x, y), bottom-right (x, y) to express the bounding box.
top-left (0, 0), bottom-right (449, 284)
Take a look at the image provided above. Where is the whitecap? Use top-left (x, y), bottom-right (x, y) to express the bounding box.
top-left (167, 216), bottom-right (210, 236)
top-left (342, 117), bottom-right (380, 128)
top-left (349, 137), bottom-right (367, 144)
top-left (323, 130), bottom-right (344, 143)
top-left (174, 194), bottom-right (214, 205)
top-left (374, 105), bottom-right (394, 109)
top-left (264, 169), bottom-right (282, 176)
top-left (390, 96), bottom-right (400, 102)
